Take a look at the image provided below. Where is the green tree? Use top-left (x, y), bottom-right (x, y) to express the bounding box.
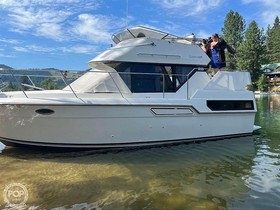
top-left (19, 75), bottom-right (31, 90)
top-left (40, 78), bottom-right (58, 90)
top-left (4, 81), bottom-right (19, 91)
top-left (20, 75), bottom-right (30, 84)
top-left (266, 24), bottom-right (272, 62)
top-left (256, 74), bottom-right (268, 92)
top-left (236, 21), bottom-right (266, 83)
top-left (266, 16), bottom-right (280, 63)
top-left (222, 10), bottom-right (246, 69)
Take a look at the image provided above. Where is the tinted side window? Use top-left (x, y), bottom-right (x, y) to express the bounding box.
top-left (207, 100), bottom-right (254, 111)
top-left (106, 62), bottom-right (200, 93)
top-left (114, 63), bottom-right (168, 93)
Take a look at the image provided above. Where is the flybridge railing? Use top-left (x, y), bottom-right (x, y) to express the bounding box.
top-left (0, 69), bottom-right (81, 98)
top-left (118, 67), bottom-right (205, 99)
top-left (0, 68), bottom-right (207, 99)
top-left (64, 67), bottom-right (207, 99)
top-left (0, 81), bottom-right (8, 90)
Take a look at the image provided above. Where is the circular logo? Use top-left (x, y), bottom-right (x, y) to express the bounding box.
top-left (3, 183), bottom-right (28, 208)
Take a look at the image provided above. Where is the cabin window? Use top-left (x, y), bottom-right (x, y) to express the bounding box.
top-left (118, 63), bottom-right (167, 92)
top-left (168, 65), bottom-right (196, 91)
top-left (106, 62), bottom-right (201, 93)
top-left (207, 100), bottom-right (254, 111)
top-left (64, 68), bottom-right (131, 93)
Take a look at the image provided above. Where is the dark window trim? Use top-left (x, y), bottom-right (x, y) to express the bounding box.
top-left (105, 62), bottom-right (206, 93)
top-left (207, 100), bottom-right (255, 111)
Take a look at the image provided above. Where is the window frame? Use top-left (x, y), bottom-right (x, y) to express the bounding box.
top-left (105, 62), bottom-right (204, 93)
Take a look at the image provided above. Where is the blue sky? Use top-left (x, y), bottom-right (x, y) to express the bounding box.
top-left (0, 0), bottom-right (279, 70)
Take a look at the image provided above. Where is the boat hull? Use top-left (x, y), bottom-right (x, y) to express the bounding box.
top-left (0, 104), bottom-right (255, 148)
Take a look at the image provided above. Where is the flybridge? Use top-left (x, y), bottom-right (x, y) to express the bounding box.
top-left (112, 26), bottom-right (204, 45)
top-left (91, 27), bottom-right (211, 66)
top-left (112, 26), bottom-right (178, 44)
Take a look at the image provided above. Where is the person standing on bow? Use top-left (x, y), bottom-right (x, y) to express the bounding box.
top-left (210, 33), bottom-right (235, 69)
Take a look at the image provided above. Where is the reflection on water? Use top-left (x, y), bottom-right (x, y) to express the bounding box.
top-left (0, 95), bottom-right (280, 210)
top-left (0, 142), bottom-right (4, 153)
top-left (0, 138), bottom-right (256, 210)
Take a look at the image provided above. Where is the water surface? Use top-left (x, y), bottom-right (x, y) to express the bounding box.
top-left (0, 95), bottom-right (279, 210)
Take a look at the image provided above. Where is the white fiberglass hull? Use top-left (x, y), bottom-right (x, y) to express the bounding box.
top-left (0, 104), bottom-right (256, 148)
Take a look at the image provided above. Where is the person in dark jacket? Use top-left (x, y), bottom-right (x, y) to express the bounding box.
top-left (210, 33), bottom-right (235, 69)
top-left (201, 38), bottom-right (212, 58)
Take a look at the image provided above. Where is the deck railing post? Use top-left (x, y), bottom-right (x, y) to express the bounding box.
top-left (108, 72), bottom-right (126, 98)
top-left (162, 74), bottom-right (165, 98)
top-left (9, 69), bottom-right (28, 98)
top-left (59, 71), bottom-right (80, 100)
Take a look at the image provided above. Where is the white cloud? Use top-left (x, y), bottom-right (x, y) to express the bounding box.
top-left (36, 23), bottom-right (64, 41)
top-left (161, 21), bottom-right (182, 35)
top-left (262, 11), bottom-right (280, 26)
top-left (7, 7), bottom-right (71, 40)
top-left (0, 53), bottom-right (15, 58)
top-left (242, 0), bottom-right (278, 4)
top-left (0, 0), bottom-right (89, 8)
top-left (242, 0), bottom-right (280, 25)
top-left (72, 14), bottom-right (113, 43)
top-left (28, 44), bottom-right (55, 52)
top-left (153, 0), bottom-right (223, 17)
top-left (0, 38), bottom-right (20, 44)
top-left (0, 0), bottom-right (107, 42)
top-left (196, 30), bottom-right (211, 39)
top-left (61, 45), bottom-right (98, 54)
top-left (13, 46), bottom-right (29, 52)
top-left (13, 44), bottom-right (54, 53)
top-left (13, 43), bottom-right (98, 54)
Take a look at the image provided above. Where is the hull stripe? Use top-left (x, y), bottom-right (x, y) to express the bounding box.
top-left (0, 133), bottom-right (252, 149)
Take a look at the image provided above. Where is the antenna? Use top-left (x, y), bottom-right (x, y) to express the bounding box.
top-left (126, 0), bottom-right (128, 28)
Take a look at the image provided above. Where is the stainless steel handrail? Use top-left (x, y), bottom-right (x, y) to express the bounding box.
top-left (6, 69), bottom-right (28, 98)
top-left (0, 67), bottom-right (206, 99)
top-left (0, 71), bottom-right (82, 100)
top-left (58, 71), bottom-right (79, 99)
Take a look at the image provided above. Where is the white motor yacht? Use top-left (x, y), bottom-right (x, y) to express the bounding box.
top-left (0, 26), bottom-right (257, 148)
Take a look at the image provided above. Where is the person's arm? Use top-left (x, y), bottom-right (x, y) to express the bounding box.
top-left (220, 39), bottom-right (235, 53)
top-left (210, 41), bottom-right (218, 48)
top-left (216, 39), bottom-right (227, 50)
top-left (201, 45), bottom-right (207, 52)
top-left (226, 43), bottom-right (236, 54)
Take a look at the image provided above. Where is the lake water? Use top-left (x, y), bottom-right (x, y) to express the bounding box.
top-left (0, 95), bottom-right (279, 210)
